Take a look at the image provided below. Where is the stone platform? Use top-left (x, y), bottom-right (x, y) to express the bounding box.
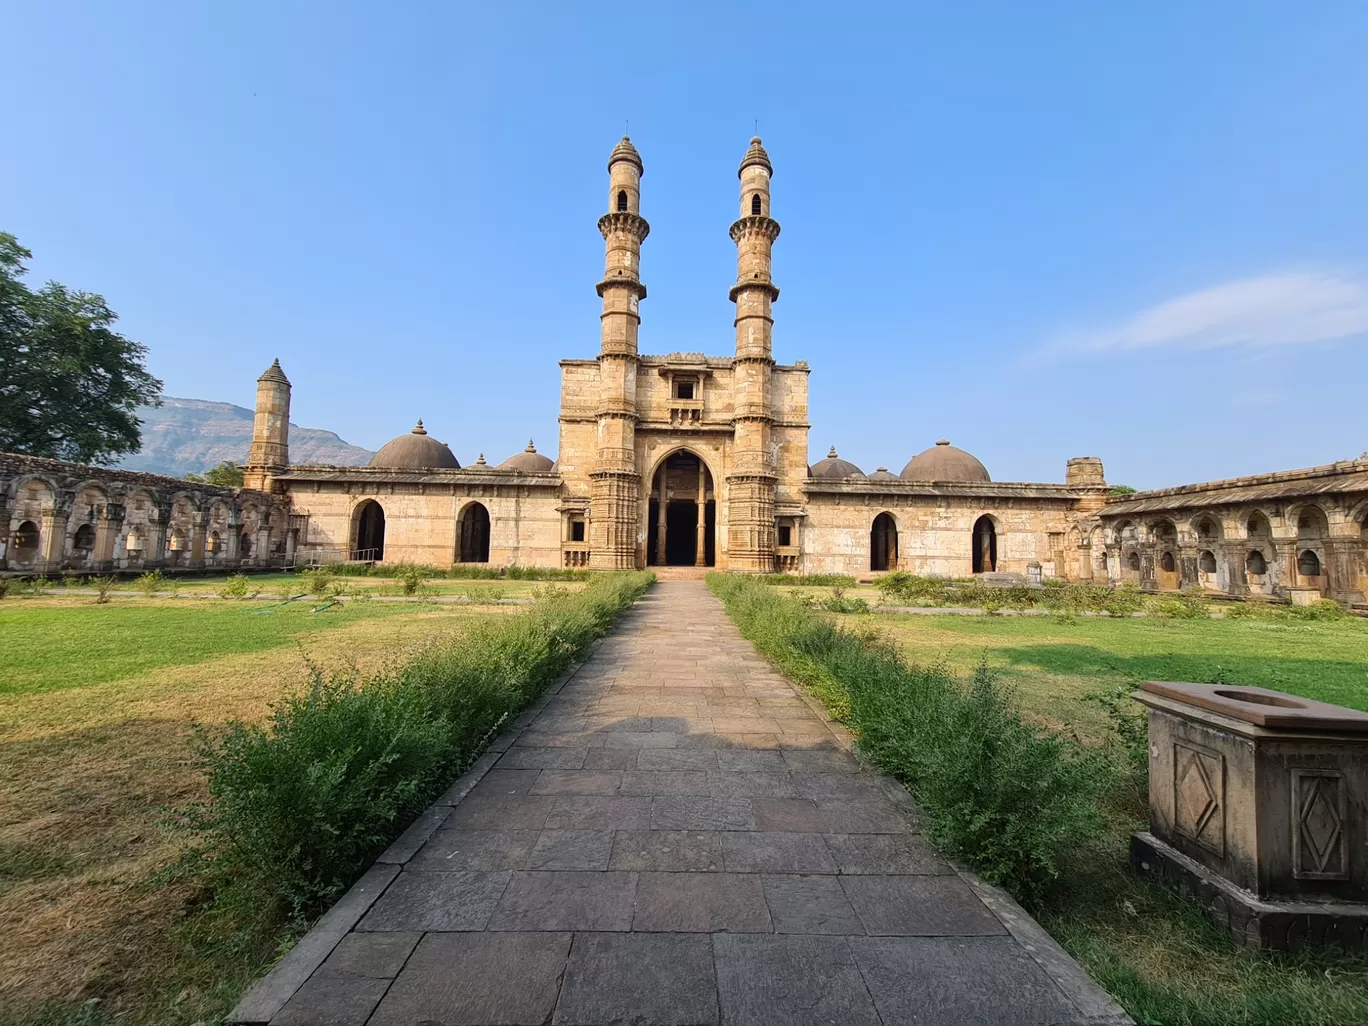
top-left (230, 581), bottom-right (1129, 1026)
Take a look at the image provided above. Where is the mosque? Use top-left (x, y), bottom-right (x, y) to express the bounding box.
top-left (2, 137), bottom-right (1365, 603)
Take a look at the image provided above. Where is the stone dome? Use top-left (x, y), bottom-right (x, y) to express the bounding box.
top-left (499, 439), bottom-right (555, 473)
top-left (900, 440), bottom-right (990, 483)
top-left (369, 420), bottom-right (460, 470)
top-left (608, 136), bottom-right (643, 174)
top-left (809, 446), bottom-right (866, 481)
top-left (868, 466), bottom-right (900, 483)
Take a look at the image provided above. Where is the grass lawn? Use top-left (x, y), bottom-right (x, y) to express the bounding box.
top-left (855, 609), bottom-right (1368, 1025)
top-left (0, 595), bottom-right (500, 1025)
top-left (844, 611), bottom-right (1368, 742)
top-left (99, 572), bottom-right (585, 601)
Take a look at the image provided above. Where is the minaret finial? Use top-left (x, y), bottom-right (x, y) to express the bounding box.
top-left (828, 446), bottom-right (838, 458)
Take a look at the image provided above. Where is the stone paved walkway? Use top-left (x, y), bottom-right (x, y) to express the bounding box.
top-left (244, 581), bottom-right (1128, 1026)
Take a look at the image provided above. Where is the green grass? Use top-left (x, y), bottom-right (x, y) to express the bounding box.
top-left (854, 608), bottom-right (1368, 1025)
top-left (0, 599), bottom-right (432, 695)
top-left (856, 613), bottom-right (1368, 740)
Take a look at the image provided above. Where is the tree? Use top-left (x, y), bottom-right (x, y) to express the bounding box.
top-left (0, 232), bottom-right (162, 465)
top-left (1108, 485), bottom-right (1137, 496)
top-left (185, 461), bottom-right (245, 488)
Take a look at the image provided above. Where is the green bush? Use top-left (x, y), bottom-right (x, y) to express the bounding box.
top-left (134, 569), bottom-right (165, 596)
top-left (92, 576), bottom-right (115, 604)
top-left (708, 573), bottom-right (1101, 896)
top-left (391, 561), bottom-right (434, 596)
top-left (758, 573), bottom-right (858, 588)
top-left (218, 573), bottom-right (254, 600)
top-left (0, 578), bottom-right (9, 599)
top-left (302, 566), bottom-right (335, 597)
top-left (193, 572), bottom-right (652, 917)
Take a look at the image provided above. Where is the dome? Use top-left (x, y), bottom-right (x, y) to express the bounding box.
top-left (369, 420), bottom-right (460, 470)
top-left (809, 446), bottom-right (866, 481)
top-left (868, 466), bottom-right (900, 483)
top-left (499, 439), bottom-right (555, 473)
top-left (900, 440), bottom-right (990, 483)
top-left (739, 136), bottom-right (773, 177)
top-left (608, 136), bottom-right (643, 174)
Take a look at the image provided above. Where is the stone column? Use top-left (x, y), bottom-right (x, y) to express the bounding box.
top-left (695, 461), bottom-right (708, 567)
top-left (188, 513), bottom-right (208, 569)
top-left (93, 504), bottom-right (125, 572)
top-left (39, 507), bottom-right (70, 573)
top-left (0, 496), bottom-right (10, 570)
top-left (1221, 541), bottom-right (1248, 596)
top-left (223, 517), bottom-right (242, 568)
top-left (284, 526), bottom-right (297, 566)
top-left (146, 506), bottom-right (171, 569)
top-left (654, 471), bottom-right (667, 565)
top-left (256, 527), bottom-right (272, 568)
top-left (1275, 540), bottom-right (1300, 594)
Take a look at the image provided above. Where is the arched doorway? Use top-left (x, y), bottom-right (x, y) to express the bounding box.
top-left (646, 450), bottom-right (715, 567)
top-left (13, 520), bottom-right (40, 567)
top-left (72, 523), bottom-right (96, 566)
top-left (354, 500), bottom-right (385, 561)
top-left (972, 515), bottom-right (997, 573)
top-left (870, 513), bottom-right (898, 572)
top-left (459, 502), bottom-right (490, 563)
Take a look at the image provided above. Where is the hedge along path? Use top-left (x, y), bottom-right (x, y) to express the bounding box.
top-left (230, 580), bottom-right (1129, 1026)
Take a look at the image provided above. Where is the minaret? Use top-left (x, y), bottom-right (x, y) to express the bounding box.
top-left (727, 137), bottom-right (781, 572)
top-left (243, 359), bottom-right (291, 492)
top-left (589, 137), bottom-right (650, 570)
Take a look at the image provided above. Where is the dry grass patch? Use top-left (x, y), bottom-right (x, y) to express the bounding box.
top-left (0, 600), bottom-right (493, 1022)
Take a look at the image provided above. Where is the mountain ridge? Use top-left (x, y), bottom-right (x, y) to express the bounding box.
top-left (116, 396), bottom-right (374, 478)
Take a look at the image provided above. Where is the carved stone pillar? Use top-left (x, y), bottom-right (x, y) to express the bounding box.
top-left (256, 527), bottom-right (272, 568)
top-left (223, 517), bottom-right (242, 568)
top-left (695, 461), bottom-right (707, 568)
top-left (146, 506), bottom-right (171, 569)
top-left (40, 506), bottom-right (70, 572)
top-left (188, 512), bottom-right (208, 569)
top-left (93, 504), bottom-right (125, 572)
top-left (655, 471), bottom-right (668, 565)
top-left (0, 495), bottom-right (10, 570)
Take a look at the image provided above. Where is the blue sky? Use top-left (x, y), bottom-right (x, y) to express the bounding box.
top-left (8, 2), bottom-right (1367, 489)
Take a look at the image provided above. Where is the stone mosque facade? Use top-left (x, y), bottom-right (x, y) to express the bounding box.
top-left (2, 137), bottom-right (1366, 604)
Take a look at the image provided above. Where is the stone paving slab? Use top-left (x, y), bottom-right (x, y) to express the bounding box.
top-left (231, 580), bottom-right (1130, 1025)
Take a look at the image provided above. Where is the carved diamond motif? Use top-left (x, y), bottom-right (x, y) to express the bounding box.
top-left (1173, 741), bottom-right (1224, 856)
top-left (1293, 771), bottom-right (1347, 879)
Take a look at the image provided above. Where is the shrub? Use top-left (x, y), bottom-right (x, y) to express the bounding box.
top-left (193, 572), bottom-right (652, 917)
top-left (462, 584), bottom-right (506, 604)
top-left (0, 578), bottom-right (10, 599)
top-left (758, 573), bottom-right (858, 588)
top-left (134, 569), bottom-right (165, 596)
top-left (391, 561), bottom-right (434, 596)
top-left (218, 573), bottom-right (252, 600)
top-left (92, 576), bottom-right (115, 604)
top-left (302, 566), bottom-right (335, 597)
top-left (708, 573), bottom-right (1101, 896)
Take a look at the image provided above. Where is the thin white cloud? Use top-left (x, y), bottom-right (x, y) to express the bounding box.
top-left (1051, 272), bottom-right (1368, 355)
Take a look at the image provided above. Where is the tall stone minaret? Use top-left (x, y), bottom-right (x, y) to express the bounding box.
top-left (589, 137), bottom-right (650, 570)
top-left (243, 359), bottom-right (291, 492)
top-left (728, 137), bottom-right (781, 572)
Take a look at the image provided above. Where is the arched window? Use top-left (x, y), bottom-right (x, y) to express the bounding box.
top-left (1298, 550), bottom-right (1322, 577)
top-left (972, 516), bottom-right (997, 573)
top-left (354, 500), bottom-right (385, 561)
top-left (1160, 551), bottom-right (1176, 572)
top-left (1297, 507), bottom-right (1328, 539)
top-left (870, 513), bottom-right (898, 572)
top-left (73, 524), bottom-right (95, 551)
top-left (1199, 550), bottom-right (1217, 573)
top-left (1246, 550), bottom-right (1267, 575)
top-left (1247, 512), bottom-right (1270, 538)
top-left (617, 190), bottom-right (628, 212)
top-left (13, 520), bottom-right (40, 564)
top-left (239, 533), bottom-right (253, 558)
top-left (459, 502), bottom-right (491, 563)
top-left (1127, 552), bottom-right (1141, 571)
top-left (751, 193), bottom-right (762, 216)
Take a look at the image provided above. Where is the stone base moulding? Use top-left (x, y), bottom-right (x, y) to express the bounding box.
top-left (1132, 832), bottom-right (1368, 951)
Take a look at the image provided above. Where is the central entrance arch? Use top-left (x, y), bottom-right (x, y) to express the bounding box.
top-left (972, 515), bottom-right (997, 573)
top-left (459, 502), bottom-right (491, 563)
top-left (646, 449), bottom-right (716, 567)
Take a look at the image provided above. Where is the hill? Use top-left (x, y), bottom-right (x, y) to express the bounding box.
top-left (116, 397), bottom-right (374, 477)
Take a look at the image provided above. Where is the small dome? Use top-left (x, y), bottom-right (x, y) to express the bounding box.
top-left (369, 420), bottom-right (460, 470)
top-left (257, 358), bottom-right (289, 384)
top-left (739, 135), bottom-right (773, 177)
top-left (499, 439), bottom-right (555, 473)
top-left (809, 446), bottom-right (866, 481)
top-left (868, 466), bottom-right (900, 483)
top-left (900, 440), bottom-right (990, 483)
top-left (608, 136), bottom-right (643, 174)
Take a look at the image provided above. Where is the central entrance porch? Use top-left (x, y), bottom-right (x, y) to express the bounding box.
top-left (645, 449), bottom-right (716, 567)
